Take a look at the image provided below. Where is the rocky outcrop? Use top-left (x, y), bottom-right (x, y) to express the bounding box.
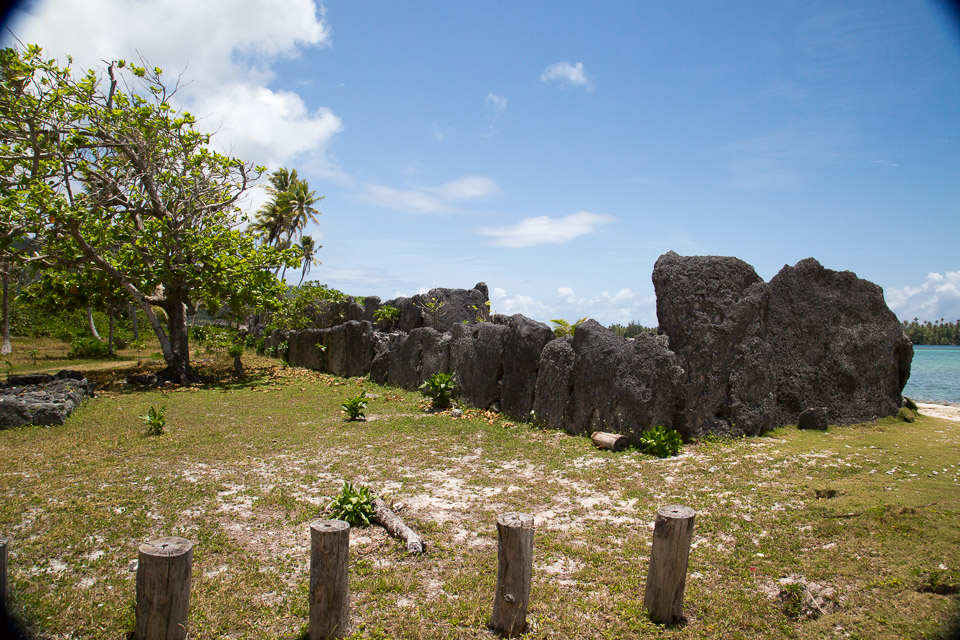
top-left (532, 321), bottom-right (684, 439)
top-left (764, 258), bottom-right (913, 426)
top-left (0, 371), bottom-right (93, 429)
top-left (266, 258), bottom-right (912, 440)
top-left (653, 252), bottom-right (776, 437)
top-left (653, 251), bottom-right (912, 435)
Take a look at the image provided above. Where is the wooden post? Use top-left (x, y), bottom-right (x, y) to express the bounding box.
top-left (591, 431), bottom-right (629, 451)
top-left (0, 536), bottom-right (8, 611)
top-left (135, 537), bottom-right (193, 640)
top-left (490, 512), bottom-right (535, 637)
top-left (644, 505), bottom-right (695, 625)
top-left (309, 520), bottom-right (350, 640)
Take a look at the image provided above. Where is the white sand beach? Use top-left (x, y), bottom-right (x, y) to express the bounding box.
top-left (917, 402), bottom-right (960, 422)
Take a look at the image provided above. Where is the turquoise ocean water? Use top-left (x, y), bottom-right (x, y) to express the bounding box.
top-left (903, 345), bottom-right (960, 405)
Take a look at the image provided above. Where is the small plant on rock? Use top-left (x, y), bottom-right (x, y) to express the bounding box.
top-left (638, 425), bottom-right (683, 458)
top-left (420, 372), bottom-right (456, 410)
top-left (551, 317), bottom-right (587, 338)
top-left (341, 391), bottom-right (369, 421)
top-left (328, 481), bottom-right (375, 527)
top-left (139, 405), bottom-right (166, 436)
top-left (373, 305), bottom-right (399, 325)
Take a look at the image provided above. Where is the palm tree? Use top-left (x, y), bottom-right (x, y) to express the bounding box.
top-left (251, 168), bottom-right (299, 247)
top-left (297, 235), bottom-right (321, 286)
top-left (284, 180), bottom-right (323, 244)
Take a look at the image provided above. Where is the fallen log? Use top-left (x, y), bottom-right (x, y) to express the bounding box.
top-left (591, 431), bottom-right (629, 452)
top-left (372, 497), bottom-right (425, 555)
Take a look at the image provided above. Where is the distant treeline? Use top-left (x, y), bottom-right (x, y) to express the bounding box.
top-left (902, 319), bottom-right (960, 345)
top-left (608, 321), bottom-right (659, 339)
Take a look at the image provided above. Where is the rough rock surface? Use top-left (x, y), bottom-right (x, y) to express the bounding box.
top-left (449, 321), bottom-right (510, 410)
top-left (653, 251), bottom-right (776, 437)
top-left (498, 315), bottom-right (555, 419)
top-left (765, 258), bottom-right (913, 426)
top-left (798, 407), bottom-right (829, 430)
top-left (385, 283), bottom-right (490, 333)
top-left (370, 327), bottom-right (450, 389)
top-left (654, 252), bottom-right (912, 434)
top-left (0, 371), bottom-right (93, 429)
top-left (316, 321), bottom-right (376, 378)
top-left (532, 321), bottom-right (684, 440)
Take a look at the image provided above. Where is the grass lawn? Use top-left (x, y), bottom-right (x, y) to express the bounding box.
top-left (1, 350), bottom-right (958, 639)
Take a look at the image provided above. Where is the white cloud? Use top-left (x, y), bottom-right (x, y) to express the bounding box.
top-left (886, 271), bottom-right (960, 322)
top-left (541, 61), bottom-right (593, 91)
top-left (358, 175), bottom-right (501, 214)
top-left (489, 290), bottom-right (547, 318)
top-left (486, 92), bottom-right (508, 111)
top-left (477, 211), bottom-right (614, 248)
top-left (6, 0), bottom-right (339, 171)
top-left (557, 287), bottom-right (576, 303)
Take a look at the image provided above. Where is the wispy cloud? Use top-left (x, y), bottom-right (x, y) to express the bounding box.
top-left (358, 175), bottom-right (500, 214)
top-left (486, 92), bottom-right (508, 112)
top-left (541, 61), bottom-right (593, 91)
top-left (6, 0), bottom-right (339, 172)
top-left (552, 286), bottom-right (657, 326)
top-left (886, 271), bottom-right (960, 322)
top-left (477, 211), bottom-right (614, 248)
top-left (490, 288), bottom-right (547, 318)
top-left (431, 121), bottom-right (453, 142)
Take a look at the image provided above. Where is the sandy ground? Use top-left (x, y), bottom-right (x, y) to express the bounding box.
top-left (917, 402), bottom-right (960, 422)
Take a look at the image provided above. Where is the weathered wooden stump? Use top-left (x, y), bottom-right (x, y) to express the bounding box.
top-left (135, 537), bottom-right (193, 640)
top-left (591, 431), bottom-right (629, 451)
top-left (490, 512), bottom-right (535, 637)
top-left (644, 505), bottom-right (695, 625)
top-left (309, 520), bottom-right (350, 639)
top-left (0, 536), bottom-right (8, 610)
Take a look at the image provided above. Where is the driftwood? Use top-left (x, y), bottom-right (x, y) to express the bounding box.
top-left (372, 497), bottom-right (425, 554)
top-left (591, 431), bottom-right (629, 451)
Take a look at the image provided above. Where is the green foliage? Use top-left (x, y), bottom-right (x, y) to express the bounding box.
top-left (779, 582), bottom-right (805, 618)
top-left (903, 397), bottom-right (918, 412)
top-left (551, 317), bottom-right (587, 338)
top-left (638, 425), bottom-right (683, 458)
top-left (67, 336), bottom-right (111, 359)
top-left (327, 481), bottom-right (375, 527)
top-left (417, 295), bottom-right (445, 326)
top-left (341, 392), bottom-right (369, 421)
top-left (420, 372), bottom-right (456, 409)
top-left (609, 321), bottom-right (659, 339)
top-left (901, 318), bottom-right (960, 345)
top-left (139, 405), bottom-right (166, 436)
top-left (226, 343), bottom-right (244, 358)
top-left (261, 282), bottom-right (348, 334)
top-left (373, 305), bottom-right (399, 324)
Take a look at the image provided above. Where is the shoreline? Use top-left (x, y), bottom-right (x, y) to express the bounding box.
top-left (916, 402), bottom-right (960, 422)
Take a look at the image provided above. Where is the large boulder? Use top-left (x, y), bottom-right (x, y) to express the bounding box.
top-left (532, 320), bottom-right (684, 440)
top-left (498, 315), bottom-right (555, 420)
top-left (449, 321), bottom-right (510, 410)
top-left (370, 327), bottom-right (450, 389)
top-left (386, 283), bottom-right (491, 333)
top-left (321, 321), bottom-right (377, 378)
top-left (653, 252), bottom-right (912, 433)
top-left (764, 258), bottom-right (913, 426)
top-left (653, 251), bottom-right (776, 436)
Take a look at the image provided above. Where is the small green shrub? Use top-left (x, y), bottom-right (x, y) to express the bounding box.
top-left (139, 405), bottom-right (166, 436)
top-left (779, 582), bottom-right (806, 618)
top-left (341, 392), bottom-right (369, 421)
top-left (373, 305), bottom-right (399, 324)
top-left (638, 425), bottom-right (683, 458)
top-left (420, 372), bottom-right (456, 409)
top-left (328, 481), bottom-right (376, 527)
top-left (67, 336), bottom-right (112, 359)
top-left (226, 343), bottom-right (244, 358)
top-left (551, 317), bottom-right (587, 338)
top-left (897, 407), bottom-right (916, 423)
top-left (903, 397), bottom-right (918, 412)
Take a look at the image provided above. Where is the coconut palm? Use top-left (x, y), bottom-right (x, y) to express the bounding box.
top-left (284, 180), bottom-right (323, 244)
top-left (297, 235), bottom-right (321, 286)
top-left (251, 168), bottom-right (299, 248)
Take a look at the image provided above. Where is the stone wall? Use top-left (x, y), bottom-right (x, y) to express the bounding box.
top-left (267, 255), bottom-right (913, 442)
top-left (0, 371), bottom-right (94, 429)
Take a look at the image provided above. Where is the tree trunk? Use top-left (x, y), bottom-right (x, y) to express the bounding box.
top-left (107, 307), bottom-right (115, 357)
top-left (371, 497), bottom-right (425, 554)
top-left (87, 306), bottom-right (103, 341)
top-left (1, 271), bottom-right (10, 355)
top-left (233, 354), bottom-right (243, 378)
top-left (130, 303), bottom-right (139, 341)
top-left (160, 290), bottom-right (200, 385)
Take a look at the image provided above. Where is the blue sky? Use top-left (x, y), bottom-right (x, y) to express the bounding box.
top-left (5, 1), bottom-right (960, 325)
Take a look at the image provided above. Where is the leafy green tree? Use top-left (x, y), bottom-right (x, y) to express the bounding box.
top-left (0, 44), bottom-right (298, 383)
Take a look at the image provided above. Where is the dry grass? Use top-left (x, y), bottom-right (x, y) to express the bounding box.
top-left (1, 352), bottom-right (958, 639)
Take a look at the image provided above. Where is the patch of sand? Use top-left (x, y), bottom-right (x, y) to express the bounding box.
top-left (917, 403), bottom-right (960, 422)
